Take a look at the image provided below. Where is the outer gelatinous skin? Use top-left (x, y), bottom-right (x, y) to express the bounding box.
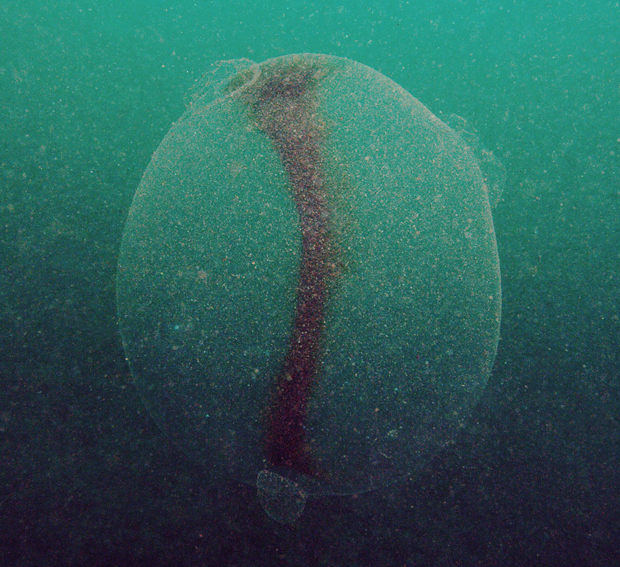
top-left (118, 54), bottom-right (502, 499)
top-left (246, 63), bottom-right (337, 478)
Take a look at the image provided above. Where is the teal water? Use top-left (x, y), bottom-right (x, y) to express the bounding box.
top-left (1, 0), bottom-right (619, 565)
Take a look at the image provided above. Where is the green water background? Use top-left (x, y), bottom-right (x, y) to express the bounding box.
top-left (1, 0), bottom-right (619, 565)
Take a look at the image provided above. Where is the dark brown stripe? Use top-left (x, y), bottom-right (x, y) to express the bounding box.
top-left (249, 64), bottom-right (334, 477)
